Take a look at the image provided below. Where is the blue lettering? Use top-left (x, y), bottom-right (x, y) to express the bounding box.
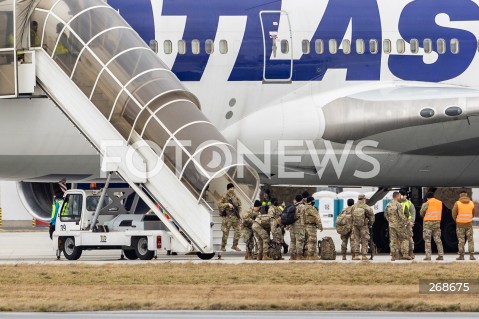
top-left (389, 0), bottom-right (479, 82)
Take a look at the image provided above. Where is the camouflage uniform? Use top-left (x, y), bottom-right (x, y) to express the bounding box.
top-left (336, 206), bottom-right (353, 257)
top-left (420, 202), bottom-right (444, 259)
top-left (303, 204), bottom-right (323, 258)
top-left (398, 198), bottom-right (416, 254)
top-left (241, 207), bottom-right (258, 258)
top-left (350, 200), bottom-right (374, 258)
top-left (269, 205), bottom-right (283, 246)
top-left (452, 195), bottom-right (475, 258)
top-left (252, 210), bottom-right (274, 260)
top-left (218, 189), bottom-right (242, 249)
top-left (384, 199), bottom-right (410, 259)
top-left (290, 202), bottom-right (306, 259)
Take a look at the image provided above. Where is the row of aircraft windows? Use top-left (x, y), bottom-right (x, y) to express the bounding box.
top-left (156, 38), bottom-right (462, 55)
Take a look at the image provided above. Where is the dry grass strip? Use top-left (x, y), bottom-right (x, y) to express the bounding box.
top-left (0, 262), bottom-right (477, 312)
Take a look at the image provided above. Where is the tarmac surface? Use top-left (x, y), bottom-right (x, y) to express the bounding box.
top-left (0, 311), bottom-right (478, 319)
top-left (0, 228), bottom-right (478, 264)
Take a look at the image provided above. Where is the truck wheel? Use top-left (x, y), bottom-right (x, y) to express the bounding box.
top-left (123, 249), bottom-right (138, 260)
top-left (196, 252), bottom-right (215, 260)
top-left (62, 237), bottom-right (82, 260)
top-left (133, 237), bottom-right (155, 260)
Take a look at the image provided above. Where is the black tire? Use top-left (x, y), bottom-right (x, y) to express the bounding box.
top-left (372, 212), bottom-right (390, 253)
top-left (62, 237), bottom-right (82, 260)
top-left (441, 207), bottom-right (458, 253)
top-left (133, 237), bottom-right (155, 260)
top-left (196, 252), bottom-right (215, 260)
top-left (123, 249), bottom-right (138, 260)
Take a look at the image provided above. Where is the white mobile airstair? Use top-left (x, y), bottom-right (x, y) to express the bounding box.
top-left (4, 0), bottom-right (259, 253)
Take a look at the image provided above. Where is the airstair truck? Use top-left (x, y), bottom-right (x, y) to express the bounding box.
top-left (52, 185), bottom-right (198, 261)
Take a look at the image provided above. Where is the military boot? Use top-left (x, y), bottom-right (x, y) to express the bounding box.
top-left (307, 255), bottom-right (320, 260)
top-left (263, 254), bottom-right (272, 261)
top-left (409, 250), bottom-right (415, 260)
top-left (436, 255), bottom-right (444, 261)
top-left (231, 245), bottom-right (241, 252)
top-left (297, 255), bottom-right (305, 260)
top-left (470, 253), bottom-right (476, 261)
top-left (290, 254), bottom-right (297, 261)
top-left (342, 251), bottom-right (347, 261)
top-left (456, 254), bottom-right (465, 261)
top-left (220, 246), bottom-right (226, 252)
top-left (257, 253), bottom-right (263, 261)
top-left (352, 253), bottom-right (360, 261)
top-left (244, 252), bottom-right (251, 260)
top-left (391, 253), bottom-right (396, 261)
top-left (361, 255), bottom-right (368, 261)
top-left (424, 254), bottom-right (431, 261)
top-left (402, 254), bottom-right (412, 260)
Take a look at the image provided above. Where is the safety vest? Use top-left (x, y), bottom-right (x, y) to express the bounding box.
top-left (50, 199), bottom-right (63, 225)
top-left (401, 200), bottom-right (412, 220)
top-left (456, 201), bottom-right (474, 224)
top-left (424, 198), bottom-right (442, 221)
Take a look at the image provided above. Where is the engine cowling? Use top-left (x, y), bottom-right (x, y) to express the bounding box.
top-left (17, 182), bottom-right (60, 222)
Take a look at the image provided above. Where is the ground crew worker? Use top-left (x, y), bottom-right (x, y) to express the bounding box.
top-left (55, 22), bottom-right (69, 55)
top-left (289, 194), bottom-right (306, 260)
top-left (252, 200), bottom-right (274, 260)
top-left (218, 183), bottom-right (242, 252)
top-left (241, 200), bottom-right (260, 260)
top-left (385, 192), bottom-right (412, 261)
top-left (261, 189), bottom-right (272, 214)
top-left (420, 192), bottom-right (444, 261)
top-left (269, 198), bottom-right (284, 260)
top-left (452, 192), bottom-right (476, 260)
top-left (351, 194), bottom-right (375, 261)
top-left (49, 190), bottom-right (64, 239)
top-left (336, 198), bottom-right (354, 260)
top-left (304, 196), bottom-right (323, 260)
top-left (398, 190), bottom-right (416, 259)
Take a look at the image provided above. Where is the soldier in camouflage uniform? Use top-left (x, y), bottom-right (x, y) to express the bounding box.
top-left (452, 192), bottom-right (476, 260)
top-left (269, 198), bottom-right (284, 260)
top-left (217, 183), bottom-right (242, 252)
top-left (241, 200), bottom-right (261, 260)
top-left (351, 194), bottom-right (375, 261)
top-left (289, 194), bottom-right (306, 260)
top-left (420, 192), bottom-right (444, 261)
top-left (304, 196), bottom-right (323, 260)
top-left (398, 190), bottom-right (416, 259)
top-left (336, 198), bottom-right (354, 260)
top-left (384, 192), bottom-right (412, 261)
top-left (252, 201), bottom-right (274, 260)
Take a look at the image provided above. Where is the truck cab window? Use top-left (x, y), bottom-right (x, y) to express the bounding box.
top-left (60, 194), bottom-right (82, 222)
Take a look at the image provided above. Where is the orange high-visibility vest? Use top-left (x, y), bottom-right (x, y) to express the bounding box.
top-left (456, 201), bottom-right (474, 224)
top-left (424, 198), bottom-right (442, 221)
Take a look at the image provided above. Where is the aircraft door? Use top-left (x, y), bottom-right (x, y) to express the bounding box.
top-left (0, 0), bottom-right (17, 97)
top-left (260, 10), bottom-right (293, 82)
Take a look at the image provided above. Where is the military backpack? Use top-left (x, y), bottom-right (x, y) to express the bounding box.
top-left (318, 236), bottom-right (336, 260)
top-left (281, 204), bottom-right (296, 225)
top-left (352, 205), bottom-right (366, 227)
top-left (335, 208), bottom-right (352, 235)
top-left (258, 213), bottom-right (271, 232)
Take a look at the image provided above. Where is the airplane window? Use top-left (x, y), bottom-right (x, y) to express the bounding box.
top-left (423, 39), bottom-right (432, 53)
top-left (219, 39), bottom-right (228, 54)
top-left (192, 39), bottom-right (200, 54)
top-left (163, 40), bottom-right (172, 54)
top-left (397, 39), bottom-right (405, 54)
top-left (342, 39), bottom-right (351, 54)
top-left (409, 39), bottom-right (418, 54)
top-left (178, 40), bottom-right (186, 55)
top-left (383, 39), bottom-right (391, 54)
top-left (149, 40), bottom-right (158, 53)
top-left (329, 39), bottom-right (337, 54)
top-left (369, 39), bottom-right (378, 54)
top-left (437, 39), bottom-right (446, 54)
top-left (356, 39), bottom-right (365, 54)
top-left (302, 40), bottom-right (310, 54)
top-left (451, 38), bottom-right (459, 54)
top-left (205, 39), bottom-right (214, 54)
top-left (315, 39), bottom-right (324, 54)
top-left (281, 39), bottom-right (289, 54)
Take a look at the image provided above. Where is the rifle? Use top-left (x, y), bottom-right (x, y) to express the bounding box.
top-left (228, 199), bottom-right (240, 219)
top-left (369, 224), bottom-right (375, 260)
